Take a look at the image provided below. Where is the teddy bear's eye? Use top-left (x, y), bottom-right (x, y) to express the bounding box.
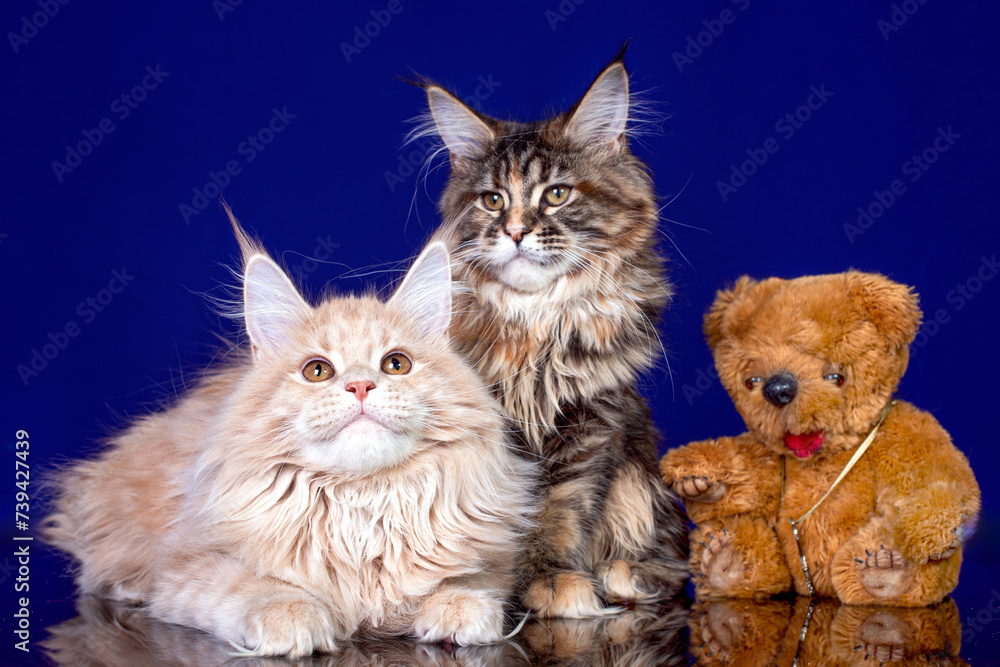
top-left (824, 373), bottom-right (846, 387)
top-left (744, 377), bottom-right (763, 390)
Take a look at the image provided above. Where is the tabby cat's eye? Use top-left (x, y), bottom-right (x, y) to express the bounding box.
top-left (380, 351), bottom-right (413, 375)
top-left (302, 358), bottom-right (335, 383)
top-left (482, 192), bottom-right (505, 211)
top-left (543, 185), bottom-right (571, 207)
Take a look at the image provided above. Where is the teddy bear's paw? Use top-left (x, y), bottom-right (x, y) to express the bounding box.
top-left (696, 603), bottom-right (740, 663)
top-left (700, 530), bottom-right (745, 592)
top-left (852, 611), bottom-right (908, 663)
top-left (856, 546), bottom-right (914, 600)
top-left (672, 475), bottom-right (727, 503)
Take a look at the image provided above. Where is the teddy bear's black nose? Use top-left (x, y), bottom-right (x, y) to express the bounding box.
top-left (763, 373), bottom-right (798, 407)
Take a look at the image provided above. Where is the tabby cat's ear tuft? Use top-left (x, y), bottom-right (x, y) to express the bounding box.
top-left (388, 242), bottom-right (452, 339)
top-left (424, 86), bottom-right (495, 162)
top-left (564, 61), bottom-right (630, 159)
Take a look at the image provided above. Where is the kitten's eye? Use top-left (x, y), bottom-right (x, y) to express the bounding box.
top-left (380, 352), bottom-right (413, 375)
top-left (825, 373), bottom-right (846, 387)
top-left (745, 377), bottom-right (763, 390)
top-left (302, 358), bottom-right (335, 383)
top-left (481, 192), bottom-right (505, 211)
top-left (543, 185), bottom-right (571, 207)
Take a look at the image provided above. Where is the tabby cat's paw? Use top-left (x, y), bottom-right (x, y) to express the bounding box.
top-left (523, 572), bottom-right (617, 619)
top-left (412, 587), bottom-right (504, 646)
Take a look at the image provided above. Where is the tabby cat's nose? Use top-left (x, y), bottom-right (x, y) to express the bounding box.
top-left (345, 380), bottom-right (376, 401)
top-left (505, 225), bottom-right (525, 244)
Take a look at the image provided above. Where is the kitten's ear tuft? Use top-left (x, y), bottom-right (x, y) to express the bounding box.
top-left (228, 207), bottom-right (311, 360)
top-left (424, 86), bottom-right (495, 162)
top-left (388, 242), bottom-right (452, 339)
top-left (564, 60), bottom-right (630, 159)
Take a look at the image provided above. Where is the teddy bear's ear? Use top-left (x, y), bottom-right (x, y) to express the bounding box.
top-left (845, 272), bottom-right (922, 349)
top-left (704, 276), bottom-right (758, 350)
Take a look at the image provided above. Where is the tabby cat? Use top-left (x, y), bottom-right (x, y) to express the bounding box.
top-left (43, 215), bottom-right (537, 657)
top-left (413, 50), bottom-right (689, 617)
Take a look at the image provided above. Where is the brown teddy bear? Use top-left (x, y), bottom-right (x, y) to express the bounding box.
top-left (660, 272), bottom-right (980, 606)
top-left (689, 597), bottom-right (967, 666)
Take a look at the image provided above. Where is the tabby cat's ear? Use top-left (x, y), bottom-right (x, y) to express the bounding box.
top-left (388, 242), bottom-right (452, 339)
top-left (564, 60), bottom-right (630, 160)
top-left (225, 203), bottom-right (311, 360)
top-left (424, 86), bottom-right (495, 162)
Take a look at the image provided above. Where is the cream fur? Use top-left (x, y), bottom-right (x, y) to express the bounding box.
top-left (43, 236), bottom-right (537, 658)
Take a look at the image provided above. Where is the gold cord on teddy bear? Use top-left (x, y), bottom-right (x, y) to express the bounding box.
top-left (780, 400), bottom-right (897, 596)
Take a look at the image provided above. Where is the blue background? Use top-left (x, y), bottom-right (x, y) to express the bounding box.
top-left (2, 0), bottom-right (998, 662)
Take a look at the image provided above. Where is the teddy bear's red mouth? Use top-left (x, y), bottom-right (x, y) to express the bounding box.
top-left (784, 430), bottom-right (825, 458)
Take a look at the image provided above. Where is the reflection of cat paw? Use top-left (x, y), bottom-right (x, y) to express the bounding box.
top-left (856, 547), bottom-right (913, 599)
top-left (854, 611), bottom-right (908, 663)
top-left (412, 587), bottom-right (504, 646)
top-left (523, 572), bottom-right (611, 618)
top-left (240, 594), bottom-right (338, 657)
top-left (701, 531), bottom-right (744, 592)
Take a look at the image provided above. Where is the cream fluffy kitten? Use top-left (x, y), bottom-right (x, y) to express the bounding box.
top-left (43, 217), bottom-right (537, 657)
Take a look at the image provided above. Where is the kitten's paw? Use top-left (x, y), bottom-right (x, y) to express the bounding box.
top-left (412, 587), bottom-right (504, 646)
top-left (238, 594), bottom-right (338, 657)
top-left (523, 572), bottom-right (616, 619)
top-left (700, 530), bottom-right (745, 592)
top-left (596, 559), bottom-right (685, 604)
top-left (856, 546), bottom-right (914, 600)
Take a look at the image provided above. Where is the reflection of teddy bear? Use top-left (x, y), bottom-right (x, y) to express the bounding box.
top-left (689, 597), bottom-right (967, 666)
top-left (660, 273), bottom-right (980, 606)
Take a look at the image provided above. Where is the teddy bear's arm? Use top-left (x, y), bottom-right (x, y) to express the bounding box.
top-left (872, 402), bottom-right (981, 564)
top-left (660, 434), bottom-right (778, 523)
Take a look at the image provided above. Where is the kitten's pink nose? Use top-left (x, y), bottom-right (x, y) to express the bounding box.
top-left (505, 225), bottom-right (524, 244)
top-left (345, 380), bottom-right (375, 401)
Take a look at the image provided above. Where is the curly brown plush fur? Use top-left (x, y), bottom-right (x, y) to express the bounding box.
top-left (660, 272), bottom-right (980, 606)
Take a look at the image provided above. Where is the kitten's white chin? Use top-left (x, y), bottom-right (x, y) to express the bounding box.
top-left (496, 256), bottom-right (563, 292)
top-left (303, 418), bottom-right (415, 474)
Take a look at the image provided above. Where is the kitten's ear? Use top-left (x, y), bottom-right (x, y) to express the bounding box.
top-left (424, 86), bottom-right (495, 162)
top-left (563, 59), bottom-right (630, 160)
top-left (388, 242), bottom-right (452, 339)
top-left (224, 203), bottom-right (310, 360)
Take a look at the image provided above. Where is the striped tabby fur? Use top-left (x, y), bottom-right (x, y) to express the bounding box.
top-left (414, 50), bottom-right (689, 617)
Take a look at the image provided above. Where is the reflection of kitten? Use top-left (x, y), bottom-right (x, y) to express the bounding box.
top-left (42, 214), bottom-right (537, 657)
top-left (415, 51), bottom-right (688, 617)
